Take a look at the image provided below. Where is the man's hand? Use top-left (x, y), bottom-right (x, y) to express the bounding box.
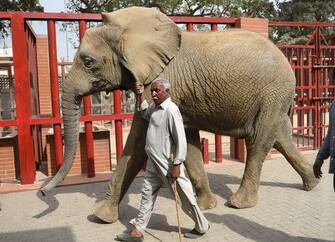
top-left (135, 82), bottom-right (145, 110)
top-left (313, 163), bottom-right (322, 178)
top-left (135, 82), bottom-right (144, 95)
top-left (171, 164), bottom-right (180, 181)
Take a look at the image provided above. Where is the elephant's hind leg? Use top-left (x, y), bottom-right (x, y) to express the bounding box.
top-left (229, 106), bottom-right (279, 208)
top-left (229, 138), bottom-right (275, 208)
top-left (184, 128), bottom-right (217, 210)
top-left (273, 115), bottom-right (320, 190)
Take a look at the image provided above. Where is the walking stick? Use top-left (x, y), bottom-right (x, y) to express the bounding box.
top-left (173, 179), bottom-right (183, 242)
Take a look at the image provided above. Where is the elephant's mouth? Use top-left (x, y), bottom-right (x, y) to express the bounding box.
top-left (119, 79), bottom-right (136, 91)
top-left (91, 79), bottom-right (119, 93)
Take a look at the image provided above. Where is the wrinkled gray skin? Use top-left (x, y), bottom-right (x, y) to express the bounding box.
top-left (41, 7), bottom-right (320, 223)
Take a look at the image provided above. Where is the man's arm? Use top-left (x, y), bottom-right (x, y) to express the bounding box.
top-left (314, 132), bottom-right (330, 179)
top-left (314, 101), bottom-right (335, 178)
top-left (315, 133), bottom-right (330, 164)
top-left (168, 106), bottom-right (187, 180)
top-left (135, 82), bottom-right (152, 121)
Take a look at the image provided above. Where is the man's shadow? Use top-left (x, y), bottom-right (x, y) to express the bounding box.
top-left (206, 213), bottom-right (332, 242)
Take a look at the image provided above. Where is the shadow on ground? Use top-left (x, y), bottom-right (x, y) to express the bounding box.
top-left (0, 226), bottom-right (75, 242)
top-left (206, 172), bottom-right (302, 201)
top-left (33, 168), bottom-right (302, 220)
top-left (206, 213), bottom-right (332, 242)
top-left (33, 175), bottom-right (143, 219)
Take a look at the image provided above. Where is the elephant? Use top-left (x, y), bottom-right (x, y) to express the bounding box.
top-left (41, 7), bottom-right (320, 223)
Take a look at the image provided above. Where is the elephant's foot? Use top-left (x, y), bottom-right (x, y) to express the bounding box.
top-left (303, 176), bottom-right (320, 191)
top-left (93, 199), bottom-right (118, 223)
top-left (196, 192), bottom-right (217, 210)
top-left (229, 188), bottom-right (258, 209)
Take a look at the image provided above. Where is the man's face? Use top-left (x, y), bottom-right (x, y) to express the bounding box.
top-left (150, 82), bottom-right (170, 105)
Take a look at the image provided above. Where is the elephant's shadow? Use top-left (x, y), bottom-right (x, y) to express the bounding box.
top-left (206, 171), bottom-right (303, 202)
top-left (33, 181), bottom-right (116, 219)
top-left (33, 170), bottom-right (302, 220)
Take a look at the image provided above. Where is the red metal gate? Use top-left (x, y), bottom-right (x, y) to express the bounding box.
top-left (271, 22), bottom-right (335, 150)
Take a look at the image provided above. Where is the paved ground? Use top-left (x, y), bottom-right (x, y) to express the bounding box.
top-left (0, 152), bottom-right (334, 242)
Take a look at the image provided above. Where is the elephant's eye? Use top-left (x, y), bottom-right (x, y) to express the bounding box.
top-left (82, 56), bottom-right (96, 69)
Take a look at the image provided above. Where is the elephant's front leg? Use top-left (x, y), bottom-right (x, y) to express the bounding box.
top-left (184, 128), bottom-right (217, 210)
top-left (94, 113), bottom-right (148, 223)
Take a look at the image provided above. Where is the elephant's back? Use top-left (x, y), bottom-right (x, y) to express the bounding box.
top-left (179, 30), bottom-right (294, 80)
top-left (160, 29), bottom-right (295, 133)
top-left (179, 29), bottom-right (293, 76)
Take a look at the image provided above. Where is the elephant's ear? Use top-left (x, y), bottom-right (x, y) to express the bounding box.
top-left (101, 7), bottom-right (181, 85)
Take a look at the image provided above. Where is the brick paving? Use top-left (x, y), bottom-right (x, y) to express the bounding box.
top-left (0, 152), bottom-right (334, 242)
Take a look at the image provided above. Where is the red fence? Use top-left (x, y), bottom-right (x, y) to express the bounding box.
top-left (269, 22), bottom-right (335, 150)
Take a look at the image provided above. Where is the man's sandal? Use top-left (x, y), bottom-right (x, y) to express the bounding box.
top-left (115, 232), bottom-right (144, 242)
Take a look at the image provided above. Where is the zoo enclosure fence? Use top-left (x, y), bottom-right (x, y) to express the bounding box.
top-left (0, 12), bottom-right (334, 185)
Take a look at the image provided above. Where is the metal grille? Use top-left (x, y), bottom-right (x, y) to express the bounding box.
top-left (278, 28), bottom-right (335, 150)
top-left (0, 75), bottom-right (10, 90)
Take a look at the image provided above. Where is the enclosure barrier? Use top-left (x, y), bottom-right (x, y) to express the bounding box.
top-left (268, 21), bottom-right (335, 149)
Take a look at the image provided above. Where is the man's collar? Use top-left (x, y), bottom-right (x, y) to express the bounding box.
top-left (157, 97), bottom-right (171, 109)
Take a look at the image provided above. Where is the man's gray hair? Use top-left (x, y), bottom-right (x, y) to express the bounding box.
top-left (152, 78), bottom-right (171, 91)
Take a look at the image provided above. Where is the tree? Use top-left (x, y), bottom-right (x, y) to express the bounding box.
top-left (0, 0), bottom-right (44, 37)
top-left (272, 0), bottom-right (335, 44)
top-left (65, 0), bottom-right (275, 32)
top-left (0, 0), bottom-right (44, 12)
top-left (66, 0), bottom-right (275, 18)
top-left (65, 0), bottom-right (335, 44)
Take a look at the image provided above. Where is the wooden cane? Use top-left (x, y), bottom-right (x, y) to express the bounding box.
top-left (173, 179), bottom-right (183, 242)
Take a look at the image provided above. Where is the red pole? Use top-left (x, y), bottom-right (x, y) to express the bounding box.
top-left (114, 90), bottom-right (123, 161)
top-left (211, 24), bottom-right (222, 163)
top-left (211, 24), bottom-right (218, 31)
top-left (47, 20), bottom-right (64, 172)
top-left (315, 27), bottom-right (322, 148)
top-left (215, 135), bottom-right (222, 163)
top-left (187, 23), bottom-right (193, 32)
top-left (79, 20), bottom-right (95, 177)
top-left (201, 138), bottom-right (209, 164)
top-left (11, 13), bottom-right (35, 184)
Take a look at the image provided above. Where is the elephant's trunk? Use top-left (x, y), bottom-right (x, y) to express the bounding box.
top-left (41, 90), bottom-right (82, 195)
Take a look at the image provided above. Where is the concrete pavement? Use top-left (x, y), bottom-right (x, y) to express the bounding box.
top-left (0, 152), bottom-right (334, 242)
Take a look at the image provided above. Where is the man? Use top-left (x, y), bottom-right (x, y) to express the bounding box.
top-left (116, 79), bottom-right (210, 241)
top-left (314, 100), bottom-right (335, 191)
